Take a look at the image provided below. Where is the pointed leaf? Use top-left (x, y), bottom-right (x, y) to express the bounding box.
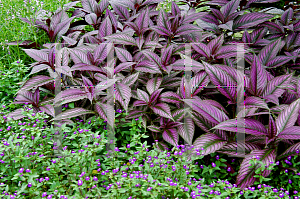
top-left (151, 103), bottom-right (174, 122)
top-left (162, 128), bottom-right (179, 147)
top-left (217, 141), bottom-right (261, 158)
top-left (277, 142), bottom-right (300, 160)
top-left (50, 108), bottom-right (95, 121)
top-left (17, 76), bottom-right (54, 94)
top-left (211, 118), bottom-right (268, 136)
top-left (146, 77), bottom-right (163, 96)
top-left (177, 117), bottom-right (194, 145)
top-left (258, 38), bottom-right (283, 65)
top-left (276, 98), bottom-right (300, 135)
top-left (104, 33), bottom-right (137, 46)
top-left (115, 47), bottom-right (133, 63)
top-left (189, 133), bottom-right (227, 159)
top-left (220, 0), bottom-right (240, 19)
top-left (233, 13), bottom-right (273, 30)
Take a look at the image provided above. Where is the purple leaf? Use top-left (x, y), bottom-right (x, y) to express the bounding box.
top-left (217, 142), bottom-right (261, 158)
top-left (81, 0), bottom-right (96, 13)
top-left (183, 99), bottom-right (229, 124)
top-left (281, 7), bottom-right (293, 25)
top-left (162, 128), bottom-right (179, 147)
top-left (104, 33), bottom-right (137, 46)
top-left (115, 82), bottom-right (131, 113)
top-left (182, 12), bottom-right (207, 24)
top-left (53, 17), bottom-right (76, 41)
top-left (54, 89), bottom-right (87, 105)
top-left (150, 26), bottom-right (172, 36)
top-left (94, 43), bottom-right (108, 61)
top-left (39, 104), bottom-right (55, 117)
top-left (202, 61), bottom-right (236, 103)
top-left (141, 50), bottom-right (162, 68)
top-left (137, 88), bottom-right (150, 103)
top-left (250, 55), bottom-right (268, 96)
top-left (98, 16), bottom-right (112, 38)
top-left (220, 0), bottom-right (240, 19)
top-left (177, 117), bottom-right (194, 145)
top-left (236, 149), bottom-right (276, 189)
top-left (233, 13), bottom-right (273, 30)
top-left (211, 8), bottom-right (225, 23)
top-left (258, 38), bottom-right (283, 65)
top-left (157, 9), bottom-right (171, 31)
top-left (192, 43), bottom-right (211, 59)
top-left (175, 24), bottom-right (202, 36)
top-left (159, 91), bottom-right (182, 104)
top-left (277, 142), bottom-right (300, 160)
top-left (111, 3), bottom-right (129, 20)
top-left (207, 34), bottom-right (224, 54)
top-left (94, 101), bottom-right (114, 123)
top-left (151, 103), bottom-right (174, 122)
top-left (146, 77), bottom-right (163, 96)
top-left (215, 45), bottom-right (238, 59)
top-left (17, 76), bottom-right (54, 94)
top-left (114, 62), bottom-right (136, 74)
top-left (262, 74), bottom-right (293, 98)
top-left (28, 64), bottom-right (50, 76)
top-left (22, 49), bottom-right (48, 62)
top-left (211, 118), bottom-right (268, 136)
top-left (189, 133), bottom-right (227, 159)
top-left (115, 47), bottom-right (133, 63)
top-left (147, 125), bottom-right (161, 133)
top-left (161, 45), bottom-right (173, 66)
top-left (275, 98), bottom-right (300, 135)
top-left (266, 56), bottom-right (293, 68)
top-left (135, 60), bottom-right (162, 74)
top-left (135, 7), bottom-right (150, 34)
top-left (191, 71), bottom-right (210, 96)
top-left (69, 49), bottom-right (91, 65)
top-left (70, 63), bottom-right (104, 73)
top-left (50, 108), bottom-right (95, 121)
top-left (277, 126), bottom-right (300, 140)
top-left (244, 96), bottom-right (269, 110)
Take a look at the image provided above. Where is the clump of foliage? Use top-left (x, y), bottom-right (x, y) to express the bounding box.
top-left (3, 0), bottom-right (300, 192)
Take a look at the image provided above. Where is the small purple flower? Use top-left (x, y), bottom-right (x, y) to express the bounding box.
top-left (26, 169), bottom-right (31, 173)
top-left (93, 176), bottom-right (98, 181)
top-left (288, 179), bottom-right (292, 184)
top-left (285, 169), bottom-right (288, 173)
top-left (45, 177), bottom-right (49, 181)
top-left (212, 162), bottom-right (216, 167)
top-left (42, 192), bottom-right (47, 197)
top-left (52, 160), bottom-right (56, 164)
top-left (127, 144), bottom-right (130, 148)
top-left (216, 155), bottom-right (219, 160)
top-left (28, 183), bottom-right (32, 188)
top-left (19, 168), bottom-right (24, 173)
top-left (147, 187), bottom-right (152, 191)
top-left (279, 193), bottom-right (284, 198)
top-left (85, 176), bottom-right (90, 181)
top-left (78, 180), bottom-right (83, 186)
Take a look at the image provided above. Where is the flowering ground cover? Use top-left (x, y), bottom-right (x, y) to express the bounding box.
top-left (1, 0), bottom-right (300, 198)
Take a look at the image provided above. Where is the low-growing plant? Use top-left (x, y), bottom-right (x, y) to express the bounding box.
top-left (1, 104), bottom-right (299, 198)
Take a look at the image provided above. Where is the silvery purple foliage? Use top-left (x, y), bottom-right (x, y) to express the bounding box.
top-left (5, 0), bottom-right (300, 190)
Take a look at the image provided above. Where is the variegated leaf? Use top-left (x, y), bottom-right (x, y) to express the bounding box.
top-left (177, 117), bottom-right (194, 145)
top-left (211, 118), bottom-right (268, 136)
top-left (276, 98), bottom-right (300, 135)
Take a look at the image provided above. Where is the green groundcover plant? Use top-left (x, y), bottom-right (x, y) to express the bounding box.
top-left (0, 104), bottom-right (300, 198)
